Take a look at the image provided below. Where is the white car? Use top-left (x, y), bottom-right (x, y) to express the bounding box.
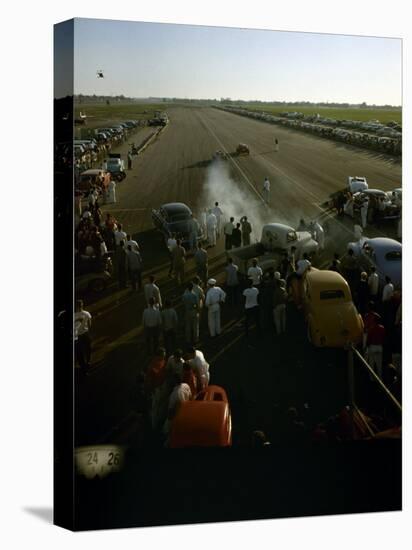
top-left (348, 237), bottom-right (402, 290)
top-left (348, 176), bottom-right (368, 194)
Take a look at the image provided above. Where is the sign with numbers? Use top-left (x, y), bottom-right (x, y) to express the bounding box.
top-left (75, 445), bottom-right (126, 479)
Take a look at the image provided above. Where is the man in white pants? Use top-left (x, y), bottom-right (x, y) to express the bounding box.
top-left (212, 202), bottom-right (224, 237)
top-left (312, 220), bottom-right (325, 251)
top-left (206, 210), bottom-right (218, 247)
top-left (263, 177), bottom-right (270, 205)
top-left (205, 278), bottom-right (226, 337)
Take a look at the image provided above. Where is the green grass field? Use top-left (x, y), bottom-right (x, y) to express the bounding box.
top-left (74, 100), bottom-right (402, 127)
top-left (240, 104), bottom-right (402, 124)
top-left (74, 102), bottom-right (168, 129)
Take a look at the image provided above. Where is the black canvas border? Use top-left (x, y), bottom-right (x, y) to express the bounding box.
top-left (54, 18), bottom-right (75, 530)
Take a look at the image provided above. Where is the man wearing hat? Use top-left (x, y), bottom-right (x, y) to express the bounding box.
top-left (205, 278), bottom-right (226, 337)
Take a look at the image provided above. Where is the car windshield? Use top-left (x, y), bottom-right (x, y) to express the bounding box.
top-left (320, 290), bottom-right (345, 300)
top-left (385, 251), bottom-right (401, 261)
top-left (287, 230), bottom-right (297, 242)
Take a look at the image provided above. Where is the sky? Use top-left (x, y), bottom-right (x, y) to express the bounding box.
top-left (73, 18), bottom-right (402, 105)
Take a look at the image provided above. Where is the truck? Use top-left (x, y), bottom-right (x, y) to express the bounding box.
top-left (230, 223), bottom-right (319, 276)
top-left (106, 153), bottom-right (126, 181)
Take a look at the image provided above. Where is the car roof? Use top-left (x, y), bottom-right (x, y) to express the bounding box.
top-left (263, 223), bottom-right (294, 233)
top-left (162, 202), bottom-right (192, 215)
top-left (365, 238), bottom-right (402, 252)
top-left (306, 269), bottom-right (349, 290)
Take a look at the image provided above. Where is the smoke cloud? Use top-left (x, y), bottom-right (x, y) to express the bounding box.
top-left (198, 160), bottom-right (309, 241)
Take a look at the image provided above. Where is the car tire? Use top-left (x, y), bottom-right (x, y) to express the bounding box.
top-left (89, 278), bottom-right (106, 293)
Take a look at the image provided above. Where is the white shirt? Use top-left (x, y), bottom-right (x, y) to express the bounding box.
top-left (264, 179), bottom-right (270, 191)
top-left (100, 241), bottom-right (108, 256)
top-left (74, 310), bottom-right (92, 339)
top-left (243, 287), bottom-right (259, 309)
top-left (382, 282), bottom-right (394, 302)
top-left (167, 237), bottom-right (177, 252)
top-left (368, 272), bottom-right (379, 296)
top-left (206, 213), bottom-right (217, 229)
top-left (144, 283), bottom-right (162, 307)
top-left (223, 221), bottom-right (234, 236)
top-left (205, 286), bottom-right (226, 310)
top-left (168, 383), bottom-right (192, 416)
top-left (126, 239), bottom-right (139, 251)
top-left (114, 230), bottom-right (127, 246)
top-left (187, 350), bottom-right (210, 387)
top-left (247, 266), bottom-right (263, 285)
top-left (296, 259), bottom-right (311, 275)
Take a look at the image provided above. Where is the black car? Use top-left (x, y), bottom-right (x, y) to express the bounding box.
top-left (152, 202), bottom-right (203, 247)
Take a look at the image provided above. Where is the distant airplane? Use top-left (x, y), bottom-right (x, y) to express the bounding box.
top-left (96, 70), bottom-right (104, 78)
top-left (75, 111), bottom-right (95, 125)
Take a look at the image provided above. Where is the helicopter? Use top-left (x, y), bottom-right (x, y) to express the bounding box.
top-left (96, 70), bottom-right (104, 78)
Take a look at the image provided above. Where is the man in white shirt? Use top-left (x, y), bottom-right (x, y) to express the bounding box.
top-left (114, 223), bottom-right (127, 247)
top-left (368, 266), bottom-right (379, 299)
top-left (263, 177), bottom-right (270, 204)
top-left (200, 208), bottom-right (208, 236)
top-left (212, 202), bottom-right (224, 237)
top-left (360, 197), bottom-right (369, 229)
top-left (167, 380), bottom-right (192, 419)
top-left (205, 278), bottom-right (226, 337)
top-left (126, 233), bottom-right (139, 252)
top-left (296, 253), bottom-right (311, 276)
top-left (223, 217), bottom-right (235, 250)
top-left (243, 280), bottom-right (260, 336)
top-left (185, 346), bottom-right (210, 390)
top-left (75, 299), bottom-right (92, 369)
top-left (167, 233), bottom-right (177, 277)
top-left (247, 259), bottom-right (263, 286)
top-left (144, 275), bottom-right (162, 308)
top-left (142, 297), bottom-right (162, 354)
top-left (206, 210), bottom-right (218, 247)
top-left (312, 221), bottom-right (325, 251)
top-left (382, 276), bottom-right (394, 302)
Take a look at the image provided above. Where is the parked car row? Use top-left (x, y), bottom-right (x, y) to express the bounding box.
top-left (218, 106), bottom-right (402, 156)
top-left (75, 119), bottom-right (140, 171)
